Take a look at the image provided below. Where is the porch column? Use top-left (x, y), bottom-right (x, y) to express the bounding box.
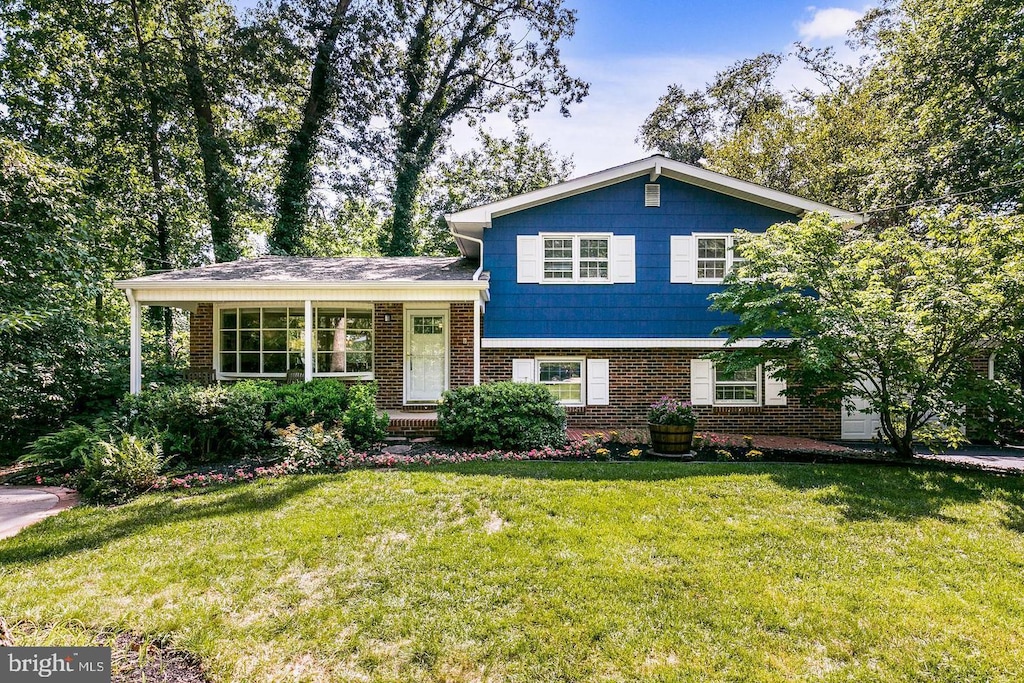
top-left (127, 288), bottom-right (142, 394)
top-left (304, 299), bottom-right (313, 382)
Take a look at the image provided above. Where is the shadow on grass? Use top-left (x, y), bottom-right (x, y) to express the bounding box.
top-left (417, 460), bottom-right (1024, 530)
top-left (0, 476), bottom-right (326, 565)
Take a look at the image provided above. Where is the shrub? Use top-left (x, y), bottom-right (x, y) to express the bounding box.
top-left (112, 384), bottom-right (266, 463)
top-left (78, 432), bottom-right (165, 504)
top-left (438, 382), bottom-right (566, 450)
top-left (18, 421), bottom-right (106, 480)
top-left (266, 379), bottom-right (349, 428)
top-left (342, 383), bottom-right (389, 447)
top-left (273, 423), bottom-right (353, 473)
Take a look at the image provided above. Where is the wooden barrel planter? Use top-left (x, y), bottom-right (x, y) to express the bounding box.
top-left (648, 423), bottom-right (695, 455)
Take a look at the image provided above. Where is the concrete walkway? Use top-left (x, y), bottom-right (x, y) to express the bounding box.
top-left (920, 446), bottom-right (1024, 473)
top-left (0, 486), bottom-right (78, 540)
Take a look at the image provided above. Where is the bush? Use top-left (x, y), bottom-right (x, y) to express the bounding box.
top-left (273, 423), bottom-right (352, 473)
top-left (78, 432), bottom-right (165, 504)
top-left (262, 380), bottom-right (388, 448)
top-left (266, 379), bottom-right (349, 428)
top-left (341, 383), bottom-right (389, 448)
top-left (112, 384), bottom-right (267, 463)
top-left (438, 382), bottom-right (566, 450)
top-left (17, 421), bottom-right (106, 480)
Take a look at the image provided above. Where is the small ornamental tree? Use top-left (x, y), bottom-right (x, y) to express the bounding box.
top-left (710, 208), bottom-right (1024, 457)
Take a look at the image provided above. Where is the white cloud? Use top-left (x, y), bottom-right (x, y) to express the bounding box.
top-left (797, 7), bottom-right (861, 41)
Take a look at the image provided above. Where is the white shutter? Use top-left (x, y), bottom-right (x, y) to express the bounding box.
top-left (512, 359), bottom-right (535, 383)
top-left (517, 235), bottom-right (541, 283)
top-left (690, 358), bottom-right (713, 406)
top-left (670, 235), bottom-right (694, 283)
top-left (764, 362), bottom-right (788, 406)
top-left (610, 235), bottom-right (636, 283)
top-left (586, 359), bottom-right (610, 406)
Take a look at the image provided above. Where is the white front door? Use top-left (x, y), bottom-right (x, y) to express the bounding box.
top-left (405, 309), bottom-right (448, 402)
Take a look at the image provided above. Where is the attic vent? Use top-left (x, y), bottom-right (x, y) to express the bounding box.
top-left (645, 183), bottom-right (661, 207)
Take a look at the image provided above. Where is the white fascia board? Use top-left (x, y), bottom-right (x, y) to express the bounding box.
top-left (481, 337), bottom-right (783, 349)
top-left (115, 279), bottom-right (489, 306)
top-left (445, 155), bottom-right (864, 235)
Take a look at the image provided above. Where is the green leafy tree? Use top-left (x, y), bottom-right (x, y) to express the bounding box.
top-left (416, 126), bottom-right (574, 254)
top-left (710, 210), bottom-right (1024, 457)
top-left (378, 0), bottom-right (588, 256)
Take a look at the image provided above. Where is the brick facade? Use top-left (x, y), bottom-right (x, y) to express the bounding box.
top-left (449, 302), bottom-right (475, 390)
top-left (189, 303), bottom-right (214, 369)
top-left (482, 347), bottom-right (841, 439)
top-left (373, 303), bottom-right (405, 409)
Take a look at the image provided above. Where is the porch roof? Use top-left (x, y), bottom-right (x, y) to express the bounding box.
top-left (115, 256), bottom-right (490, 307)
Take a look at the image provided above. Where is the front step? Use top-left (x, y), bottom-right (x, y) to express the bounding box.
top-left (385, 411), bottom-right (439, 438)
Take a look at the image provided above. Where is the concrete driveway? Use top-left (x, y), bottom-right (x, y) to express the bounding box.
top-left (0, 486), bottom-right (78, 539)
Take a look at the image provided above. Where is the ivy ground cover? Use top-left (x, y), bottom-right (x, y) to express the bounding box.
top-left (2, 462), bottom-right (1024, 682)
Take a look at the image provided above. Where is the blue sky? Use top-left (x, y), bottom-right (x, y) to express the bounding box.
top-left (235, 1), bottom-right (870, 175)
top-left (481, 1), bottom-right (871, 174)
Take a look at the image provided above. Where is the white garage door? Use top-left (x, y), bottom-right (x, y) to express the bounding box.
top-left (841, 395), bottom-right (881, 441)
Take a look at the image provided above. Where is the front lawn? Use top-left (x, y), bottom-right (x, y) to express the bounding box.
top-left (2, 462), bottom-right (1024, 681)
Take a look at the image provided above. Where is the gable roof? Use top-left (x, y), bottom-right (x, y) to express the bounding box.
top-left (446, 154), bottom-right (864, 257)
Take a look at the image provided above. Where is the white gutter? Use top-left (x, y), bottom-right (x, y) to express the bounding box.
top-left (448, 227), bottom-right (484, 280)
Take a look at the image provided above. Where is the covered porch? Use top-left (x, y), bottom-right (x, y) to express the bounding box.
top-left (115, 257), bottom-right (489, 410)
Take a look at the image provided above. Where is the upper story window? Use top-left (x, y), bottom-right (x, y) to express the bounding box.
top-left (542, 234), bottom-right (610, 283)
top-left (672, 233), bottom-right (746, 284)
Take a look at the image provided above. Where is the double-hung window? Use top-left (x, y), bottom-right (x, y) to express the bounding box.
top-left (693, 234), bottom-right (745, 283)
top-left (537, 359), bottom-right (585, 404)
top-left (714, 365), bottom-right (760, 405)
top-left (542, 234), bottom-right (610, 283)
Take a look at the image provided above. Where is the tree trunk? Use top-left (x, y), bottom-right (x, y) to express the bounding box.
top-left (269, 0), bottom-right (353, 255)
top-left (129, 0), bottom-right (173, 359)
top-left (383, 146), bottom-right (432, 256)
top-left (175, 6), bottom-right (239, 263)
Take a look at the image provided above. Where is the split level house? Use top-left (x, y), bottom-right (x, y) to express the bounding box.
top-left (117, 155), bottom-right (924, 441)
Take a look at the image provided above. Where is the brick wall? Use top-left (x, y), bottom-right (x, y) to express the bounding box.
top-left (481, 347), bottom-right (841, 439)
top-left (374, 303), bottom-right (405, 410)
top-left (190, 303), bottom-right (214, 369)
top-left (450, 302), bottom-right (475, 390)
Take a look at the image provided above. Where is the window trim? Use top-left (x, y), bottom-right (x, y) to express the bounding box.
top-left (693, 233), bottom-right (745, 284)
top-left (214, 303), bottom-right (374, 380)
top-left (540, 233), bottom-right (613, 284)
top-left (536, 356), bottom-right (586, 406)
top-left (713, 363), bottom-right (761, 406)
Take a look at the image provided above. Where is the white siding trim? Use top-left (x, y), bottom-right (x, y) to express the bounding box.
top-left (611, 235), bottom-right (636, 284)
top-left (586, 359), bottom-right (610, 406)
top-left (517, 235), bottom-right (541, 283)
top-left (690, 359), bottom-right (713, 406)
top-left (482, 337), bottom-right (778, 349)
top-left (670, 235), bottom-right (694, 283)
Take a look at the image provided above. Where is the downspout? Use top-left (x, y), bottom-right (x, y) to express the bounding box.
top-left (450, 226), bottom-right (485, 385)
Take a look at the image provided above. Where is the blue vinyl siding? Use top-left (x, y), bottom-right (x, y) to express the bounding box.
top-left (484, 176), bottom-right (796, 339)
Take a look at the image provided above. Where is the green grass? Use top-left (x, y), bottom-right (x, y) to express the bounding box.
top-left (3, 462), bottom-right (1024, 682)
